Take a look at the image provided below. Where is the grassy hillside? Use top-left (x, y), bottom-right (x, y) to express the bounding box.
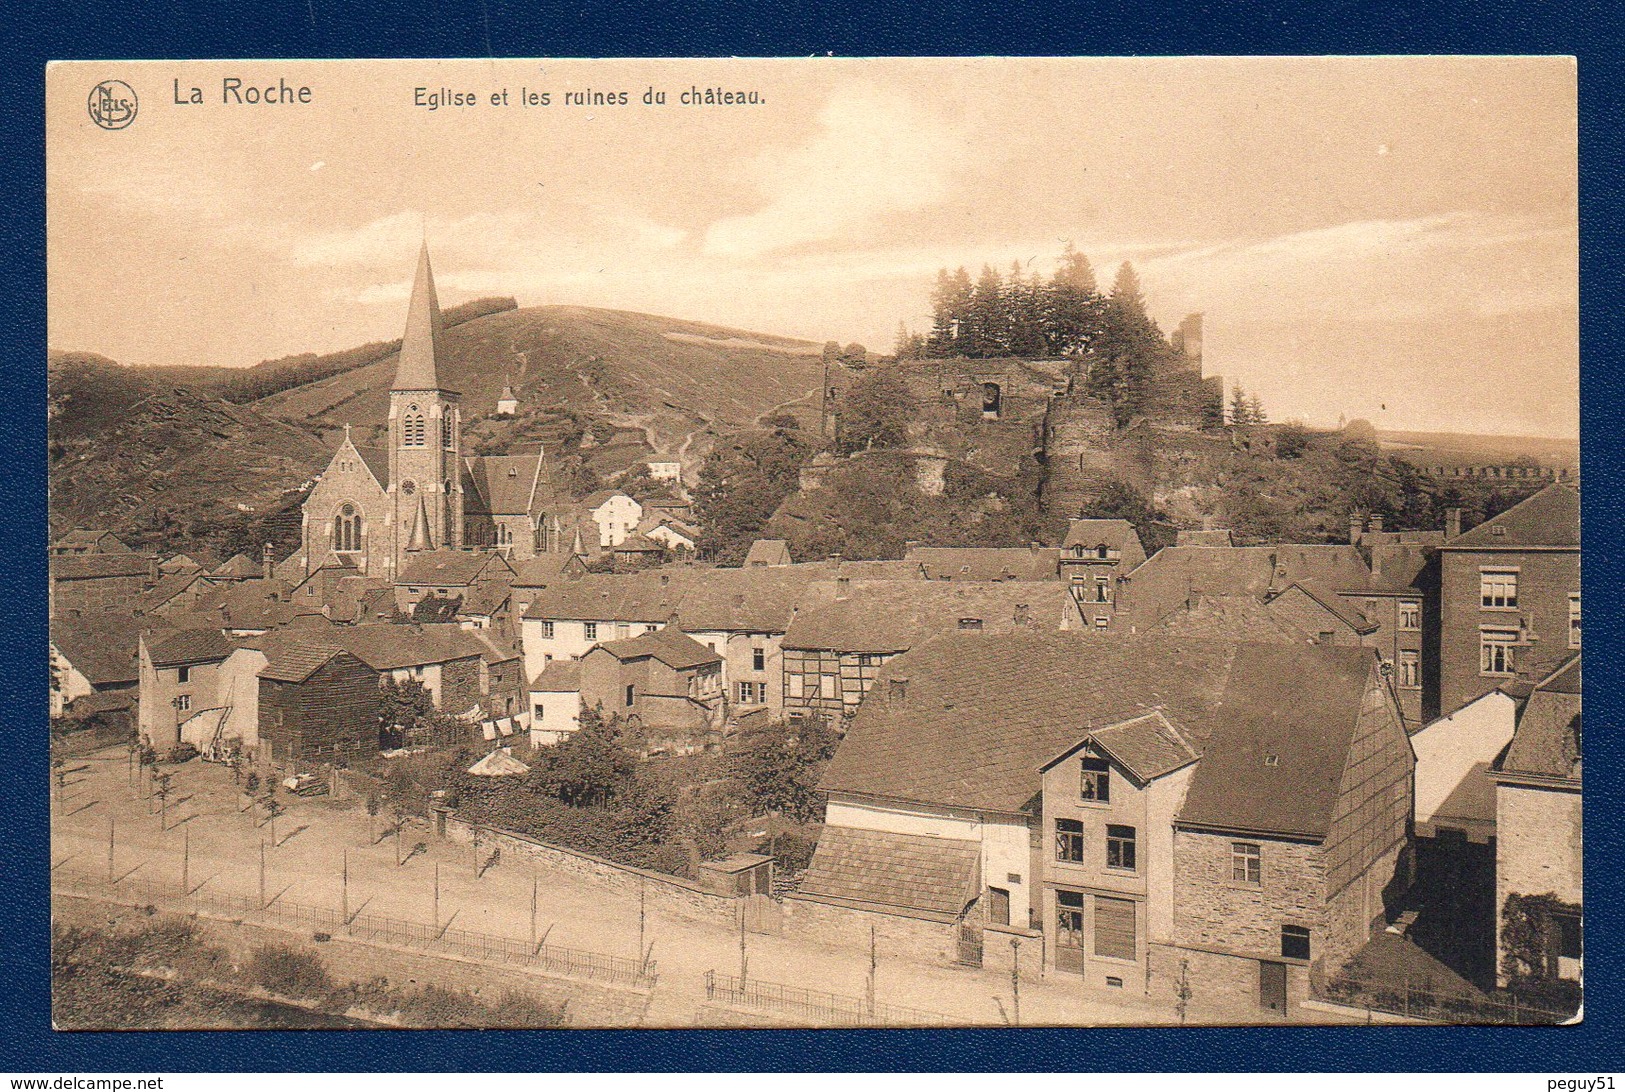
top-left (253, 305), bottom-right (823, 464)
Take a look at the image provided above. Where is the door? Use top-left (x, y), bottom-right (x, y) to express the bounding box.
top-left (1259, 960), bottom-right (1288, 1012)
top-left (1055, 894), bottom-right (1085, 975)
top-left (957, 920), bottom-right (984, 966)
top-left (988, 886), bottom-right (1011, 927)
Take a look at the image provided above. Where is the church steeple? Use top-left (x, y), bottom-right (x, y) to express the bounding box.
top-left (395, 242), bottom-right (447, 392)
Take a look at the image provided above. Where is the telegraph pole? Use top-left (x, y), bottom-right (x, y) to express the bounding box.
top-left (341, 848), bottom-right (349, 926)
top-left (181, 825), bottom-right (190, 896)
top-left (866, 924), bottom-right (877, 1018)
top-left (433, 863), bottom-right (440, 931)
top-left (530, 872), bottom-right (538, 952)
top-left (106, 817), bottom-right (115, 885)
top-left (1010, 938), bottom-right (1022, 1027)
top-left (258, 842), bottom-right (266, 909)
top-left (738, 907), bottom-right (748, 982)
top-left (638, 876), bottom-right (646, 966)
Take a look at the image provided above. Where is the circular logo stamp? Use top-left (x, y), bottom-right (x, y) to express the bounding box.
top-left (88, 80), bottom-right (138, 130)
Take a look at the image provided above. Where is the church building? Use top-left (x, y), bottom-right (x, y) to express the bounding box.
top-left (299, 244), bottom-right (558, 579)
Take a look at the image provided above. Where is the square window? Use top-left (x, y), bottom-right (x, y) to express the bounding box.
top-left (1080, 757), bottom-right (1111, 803)
top-left (175, 694), bottom-right (191, 712)
top-left (540, 620), bottom-right (555, 639)
top-left (177, 666), bottom-right (191, 684)
top-left (1480, 569), bottom-right (1519, 609)
top-left (1106, 824), bottom-right (1137, 871)
top-left (1232, 842), bottom-right (1262, 884)
top-left (1480, 628), bottom-right (1518, 675)
top-left (753, 647), bottom-right (766, 671)
top-left (1055, 818), bottom-right (1085, 863)
top-left (1399, 600), bottom-right (1421, 631)
top-left (1281, 924), bottom-right (1311, 961)
top-left (583, 622), bottom-right (598, 640)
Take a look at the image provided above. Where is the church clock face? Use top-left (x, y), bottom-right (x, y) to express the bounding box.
top-left (401, 479), bottom-right (417, 496)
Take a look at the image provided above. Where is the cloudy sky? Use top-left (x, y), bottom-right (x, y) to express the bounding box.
top-left (48, 57), bottom-right (1576, 436)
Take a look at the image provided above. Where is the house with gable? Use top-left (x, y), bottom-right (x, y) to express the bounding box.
top-left (50, 611), bottom-right (144, 718)
top-left (1057, 518), bottom-right (1148, 623)
top-left (582, 489), bottom-right (643, 548)
top-left (905, 545), bottom-right (1063, 583)
top-left (798, 632), bottom-right (1413, 1012)
top-left (780, 579), bottom-right (1079, 723)
top-left (519, 568), bottom-right (697, 681)
top-left (1492, 654), bottom-right (1581, 988)
top-left (393, 548), bottom-right (517, 629)
top-left (578, 626), bottom-right (724, 750)
top-left (51, 529), bottom-right (133, 556)
top-left (1437, 482), bottom-right (1580, 720)
top-left (1170, 644), bottom-right (1412, 1013)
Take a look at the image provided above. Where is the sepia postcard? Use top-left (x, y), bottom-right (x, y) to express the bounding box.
top-left (46, 56), bottom-right (1579, 1030)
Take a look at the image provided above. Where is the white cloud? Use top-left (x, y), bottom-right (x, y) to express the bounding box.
top-left (702, 86), bottom-right (963, 260)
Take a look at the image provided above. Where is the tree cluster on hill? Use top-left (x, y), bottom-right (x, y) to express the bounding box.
top-left (1227, 385), bottom-right (1270, 427)
top-left (220, 298), bottom-right (518, 404)
top-left (690, 425), bottom-right (812, 563)
top-left (897, 249), bottom-right (1188, 428)
top-left (835, 368), bottom-right (913, 455)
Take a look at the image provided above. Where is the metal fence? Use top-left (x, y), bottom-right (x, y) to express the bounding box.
top-left (53, 866), bottom-right (658, 991)
top-left (1317, 973), bottom-right (1576, 1025)
top-left (703, 969), bottom-right (951, 1027)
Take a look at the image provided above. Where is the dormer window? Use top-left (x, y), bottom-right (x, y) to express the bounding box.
top-left (1080, 757), bottom-right (1111, 803)
top-left (957, 617), bottom-right (983, 631)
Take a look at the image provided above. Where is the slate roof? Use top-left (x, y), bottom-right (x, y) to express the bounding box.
top-left (614, 532), bottom-right (664, 553)
top-left (821, 633), bottom-right (1246, 813)
top-left (796, 825), bottom-right (981, 920)
top-left (1270, 582), bottom-right (1378, 635)
top-left (1043, 711), bottom-right (1201, 784)
top-left (510, 552), bottom-right (586, 588)
top-left (1061, 518), bottom-right (1139, 551)
top-left (532, 659), bottom-right (582, 692)
top-left (51, 554), bottom-right (152, 581)
top-left (52, 612), bottom-right (145, 687)
top-left (1499, 655), bottom-right (1581, 782)
top-left (334, 623), bottom-right (501, 671)
top-left (158, 554), bottom-right (204, 575)
top-left (464, 453), bottom-right (552, 517)
top-left (1176, 644), bottom-right (1378, 839)
top-left (212, 554), bottom-right (261, 579)
top-left (188, 578), bottom-right (318, 631)
top-left (139, 570), bottom-right (208, 612)
top-left (258, 641), bottom-right (347, 683)
top-left (1361, 543), bottom-right (1436, 594)
top-left (675, 566), bottom-right (837, 633)
top-left (582, 489), bottom-right (634, 509)
top-left (742, 540), bottom-right (792, 567)
top-left (1145, 594), bottom-right (1311, 644)
top-left (66, 689), bottom-right (136, 716)
top-left (1447, 483), bottom-right (1580, 549)
top-left (148, 626), bottom-right (238, 668)
top-left (1123, 546), bottom-right (1278, 599)
top-left (397, 549), bottom-right (511, 587)
top-left (783, 580), bottom-right (1073, 653)
top-left (352, 446), bottom-right (391, 488)
top-left (395, 243), bottom-right (448, 391)
top-left (594, 627), bottom-right (721, 671)
top-left (523, 570), bottom-right (695, 622)
top-left (1269, 544), bottom-right (1372, 593)
top-left (906, 546), bottom-right (1061, 582)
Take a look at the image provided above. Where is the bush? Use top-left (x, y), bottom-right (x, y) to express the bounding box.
top-left (771, 831), bottom-right (818, 873)
top-left (243, 944), bottom-right (334, 1001)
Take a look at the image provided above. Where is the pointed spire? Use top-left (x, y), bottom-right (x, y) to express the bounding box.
top-left (395, 242), bottom-right (446, 391)
top-left (407, 495), bottom-right (433, 552)
top-left (570, 524), bottom-right (587, 558)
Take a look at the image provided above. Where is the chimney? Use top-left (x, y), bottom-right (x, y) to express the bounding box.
top-left (836, 576), bottom-right (852, 600)
top-left (262, 543), bottom-right (274, 581)
top-left (1014, 603), bottom-right (1031, 625)
top-left (1369, 515), bottom-right (1384, 535)
top-left (1446, 507), bottom-right (1462, 540)
top-left (1348, 513), bottom-right (1363, 545)
top-left (147, 554), bottom-right (160, 586)
top-left (1029, 541), bottom-right (1042, 552)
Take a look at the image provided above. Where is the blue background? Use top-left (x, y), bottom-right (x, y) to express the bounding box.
top-left (3, 0), bottom-right (1620, 1072)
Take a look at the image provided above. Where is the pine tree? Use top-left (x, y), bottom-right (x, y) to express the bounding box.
top-left (1005, 260), bottom-right (1046, 358)
top-left (964, 264), bottom-right (1007, 357)
top-left (1229, 385), bottom-right (1253, 427)
top-left (1055, 243), bottom-right (1097, 296)
top-left (1247, 393), bottom-right (1268, 426)
top-left (1110, 261), bottom-right (1147, 316)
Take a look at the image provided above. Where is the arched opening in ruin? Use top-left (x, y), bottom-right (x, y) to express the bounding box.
top-left (982, 382), bottom-right (1002, 420)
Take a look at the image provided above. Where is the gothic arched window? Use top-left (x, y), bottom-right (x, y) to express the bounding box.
top-left (333, 503), bottom-right (364, 552)
top-left (403, 406), bottom-right (426, 447)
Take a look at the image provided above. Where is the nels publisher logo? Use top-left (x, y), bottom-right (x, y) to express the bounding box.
top-left (88, 79), bottom-right (138, 130)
